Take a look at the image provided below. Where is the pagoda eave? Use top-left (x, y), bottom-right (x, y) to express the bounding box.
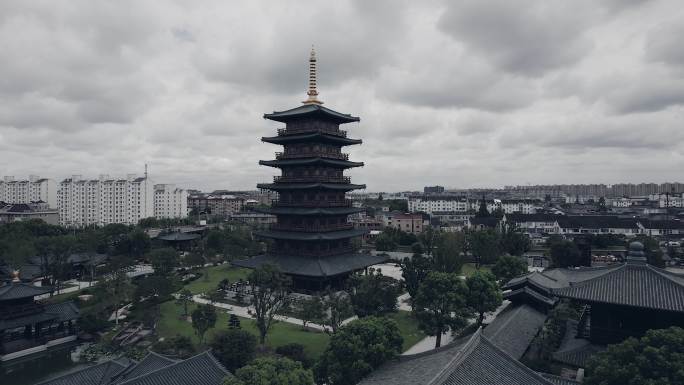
top-left (257, 182), bottom-right (365, 191)
top-left (259, 158), bottom-right (364, 169)
top-left (263, 104), bottom-right (360, 124)
top-left (255, 206), bottom-right (365, 216)
top-left (254, 228), bottom-right (368, 241)
top-left (262, 133), bottom-right (362, 146)
top-left (232, 252), bottom-right (387, 278)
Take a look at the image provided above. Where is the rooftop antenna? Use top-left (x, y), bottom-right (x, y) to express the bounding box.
top-left (302, 45), bottom-right (323, 105)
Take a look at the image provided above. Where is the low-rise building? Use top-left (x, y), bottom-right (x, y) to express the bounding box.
top-left (188, 193), bottom-right (244, 218)
top-left (408, 195), bottom-right (468, 214)
top-left (0, 201), bottom-right (59, 225)
top-left (381, 211), bottom-right (424, 234)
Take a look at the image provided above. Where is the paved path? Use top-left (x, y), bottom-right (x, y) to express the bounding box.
top-left (36, 279), bottom-right (97, 300)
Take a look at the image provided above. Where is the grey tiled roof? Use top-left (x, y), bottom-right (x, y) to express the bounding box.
top-left (503, 287), bottom-right (557, 308)
top-left (157, 233), bottom-right (201, 242)
top-left (554, 263), bottom-right (684, 312)
top-left (39, 351), bottom-right (230, 385)
top-left (483, 304), bottom-right (547, 360)
top-left (112, 352), bottom-right (178, 383)
top-left (260, 158), bottom-right (364, 168)
top-left (232, 252), bottom-right (387, 277)
top-left (39, 360), bottom-right (130, 385)
top-left (503, 265), bottom-right (621, 291)
top-left (262, 132), bottom-right (362, 146)
top-left (359, 329), bottom-right (554, 385)
top-left (0, 282), bottom-right (51, 300)
top-left (256, 206), bottom-right (364, 216)
top-left (44, 301), bottom-right (79, 322)
top-left (552, 320), bottom-right (605, 368)
top-left (264, 104), bottom-right (359, 123)
top-left (257, 182), bottom-right (366, 191)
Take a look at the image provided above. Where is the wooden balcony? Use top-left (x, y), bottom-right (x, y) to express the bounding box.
top-left (277, 127), bottom-right (347, 138)
top-left (273, 176), bottom-right (351, 184)
top-left (275, 151), bottom-right (349, 161)
top-left (272, 199), bottom-right (352, 208)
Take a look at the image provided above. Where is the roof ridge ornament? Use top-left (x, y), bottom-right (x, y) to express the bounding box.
top-left (303, 45), bottom-right (323, 105)
top-left (626, 241), bottom-right (647, 264)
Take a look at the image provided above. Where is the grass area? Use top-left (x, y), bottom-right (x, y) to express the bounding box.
top-left (387, 310), bottom-right (426, 351)
top-left (461, 263), bottom-right (491, 277)
top-left (182, 264), bottom-right (250, 295)
top-left (157, 300), bottom-right (331, 358)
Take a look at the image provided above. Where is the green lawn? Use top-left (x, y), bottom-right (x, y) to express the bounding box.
top-left (157, 301), bottom-right (331, 358)
top-left (387, 310), bottom-right (426, 351)
top-left (182, 265), bottom-right (251, 295)
top-left (461, 263), bottom-right (491, 277)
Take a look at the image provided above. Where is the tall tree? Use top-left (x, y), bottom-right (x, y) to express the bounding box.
top-left (177, 289), bottom-right (193, 316)
top-left (586, 327), bottom-right (684, 385)
top-left (210, 329), bottom-right (257, 372)
top-left (401, 253), bottom-right (433, 298)
top-left (249, 264), bottom-right (291, 344)
top-left (226, 357), bottom-right (314, 385)
top-left (499, 224), bottom-right (531, 256)
top-left (103, 268), bottom-right (135, 325)
top-left (348, 269), bottom-right (401, 317)
top-left (432, 232), bottom-right (466, 273)
top-left (466, 271), bottom-right (502, 326)
top-left (418, 226), bottom-right (438, 257)
top-left (491, 255), bottom-right (528, 283)
top-left (315, 317), bottom-right (402, 385)
top-left (148, 247), bottom-right (179, 275)
top-left (413, 271), bottom-right (470, 348)
top-left (297, 296), bottom-right (324, 329)
top-left (550, 240), bottom-right (582, 267)
top-left (191, 304), bottom-right (217, 345)
top-left (321, 290), bottom-right (353, 334)
top-left (469, 229), bottom-right (501, 267)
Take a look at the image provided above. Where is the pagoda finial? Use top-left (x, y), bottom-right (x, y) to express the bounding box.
top-left (303, 45), bottom-right (323, 105)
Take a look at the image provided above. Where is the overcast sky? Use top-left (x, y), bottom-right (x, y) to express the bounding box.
top-left (1, 0), bottom-right (683, 192)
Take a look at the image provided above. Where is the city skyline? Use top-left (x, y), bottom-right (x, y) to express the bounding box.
top-left (1, 0), bottom-right (683, 192)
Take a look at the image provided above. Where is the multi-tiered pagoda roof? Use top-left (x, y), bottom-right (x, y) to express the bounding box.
top-left (233, 48), bottom-right (385, 289)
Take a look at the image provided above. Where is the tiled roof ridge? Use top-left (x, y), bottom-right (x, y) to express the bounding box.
top-left (117, 349), bottom-right (229, 385)
top-left (483, 304), bottom-right (523, 340)
top-left (564, 264), bottom-right (627, 288)
top-left (479, 337), bottom-right (554, 384)
top-left (647, 264), bottom-right (684, 285)
top-left (428, 328), bottom-right (484, 385)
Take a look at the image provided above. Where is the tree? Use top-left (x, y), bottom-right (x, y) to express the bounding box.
top-left (210, 329), bottom-right (257, 372)
top-left (470, 229), bottom-right (501, 267)
top-left (586, 327), bottom-right (684, 385)
top-left (191, 304), bottom-right (217, 345)
top-left (374, 233), bottom-right (397, 251)
top-left (153, 335), bottom-right (196, 359)
top-left (321, 290), bottom-right (353, 334)
top-left (550, 240), bottom-right (582, 267)
top-left (418, 226), bottom-right (439, 257)
top-left (432, 232), bottom-right (466, 273)
top-left (128, 230), bottom-right (151, 258)
top-left (492, 255), bottom-right (528, 283)
top-left (499, 225), bottom-right (531, 256)
top-left (297, 296), bottom-right (324, 329)
top-left (598, 196), bottom-right (608, 213)
top-left (177, 289), bottom-right (193, 316)
top-left (249, 264), bottom-right (291, 344)
top-left (226, 357), bottom-right (314, 385)
top-left (315, 317), bottom-right (402, 385)
top-left (632, 235), bottom-right (665, 268)
top-left (228, 314), bottom-right (241, 329)
top-left (276, 343), bottom-right (310, 368)
top-left (349, 269), bottom-right (401, 317)
top-left (466, 271), bottom-right (502, 326)
top-left (103, 268), bottom-right (135, 325)
top-left (476, 197), bottom-right (490, 218)
top-left (413, 272), bottom-right (470, 348)
top-left (148, 248), bottom-right (179, 275)
top-left (135, 275), bottom-right (176, 303)
top-left (184, 252), bottom-right (206, 269)
top-left (401, 253), bottom-right (433, 298)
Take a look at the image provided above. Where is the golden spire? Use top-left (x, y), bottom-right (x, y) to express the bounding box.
top-left (303, 45), bottom-right (323, 105)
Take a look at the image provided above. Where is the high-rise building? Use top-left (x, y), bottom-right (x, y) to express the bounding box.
top-left (154, 184), bottom-right (188, 219)
top-left (0, 175), bottom-right (57, 207)
top-left (58, 174), bottom-right (154, 227)
top-left (234, 48), bottom-right (384, 290)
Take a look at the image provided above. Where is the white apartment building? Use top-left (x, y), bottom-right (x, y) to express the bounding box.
top-left (154, 184), bottom-right (188, 219)
top-left (58, 174), bottom-right (154, 227)
top-left (408, 196), bottom-right (468, 214)
top-left (0, 176), bottom-right (57, 207)
top-left (469, 199), bottom-right (539, 214)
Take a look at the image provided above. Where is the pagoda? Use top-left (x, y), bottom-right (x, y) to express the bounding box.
top-left (233, 48), bottom-right (385, 290)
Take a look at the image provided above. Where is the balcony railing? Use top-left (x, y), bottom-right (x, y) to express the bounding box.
top-left (272, 199), bottom-right (352, 208)
top-left (273, 176), bottom-right (351, 184)
top-left (275, 151), bottom-right (349, 161)
top-left (277, 127), bottom-right (347, 138)
top-left (0, 303), bottom-right (44, 320)
top-left (270, 223), bottom-right (354, 232)
top-left (0, 329), bottom-right (77, 355)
